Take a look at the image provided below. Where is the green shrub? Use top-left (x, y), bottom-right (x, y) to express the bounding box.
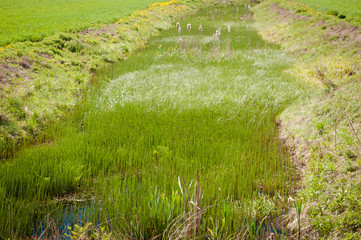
top-left (327, 10), bottom-right (339, 17)
top-left (66, 40), bottom-right (84, 53)
top-left (295, 8), bottom-right (307, 13)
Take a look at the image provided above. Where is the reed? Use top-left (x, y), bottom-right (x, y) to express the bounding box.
top-left (0, 3), bottom-right (309, 239)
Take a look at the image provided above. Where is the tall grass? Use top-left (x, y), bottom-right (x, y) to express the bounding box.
top-left (0, 3), bottom-right (310, 239)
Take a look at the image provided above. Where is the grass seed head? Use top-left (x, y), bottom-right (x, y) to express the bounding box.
top-left (176, 22), bottom-right (180, 29)
top-left (215, 30), bottom-right (220, 40)
top-left (187, 23), bottom-right (191, 31)
top-left (247, 25), bottom-right (249, 31)
top-left (178, 26), bottom-right (181, 35)
top-left (199, 24), bottom-right (203, 32)
top-left (227, 25), bottom-right (230, 33)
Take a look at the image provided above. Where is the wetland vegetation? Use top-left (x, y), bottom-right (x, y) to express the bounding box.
top-left (2, 0), bottom-right (361, 239)
top-left (0, 2), bottom-right (314, 239)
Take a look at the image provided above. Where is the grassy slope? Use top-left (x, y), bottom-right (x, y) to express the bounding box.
top-left (0, 0), bottom-right (167, 46)
top-left (294, 0), bottom-right (361, 23)
top-left (253, 0), bottom-right (361, 239)
top-left (0, 0), bottom-right (200, 159)
top-left (0, 3), bottom-right (311, 238)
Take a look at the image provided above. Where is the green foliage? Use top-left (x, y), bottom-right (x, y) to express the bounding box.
top-left (67, 223), bottom-right (113, 240)
top-left (294, 0), bottom-right (360, 24)
top-left (0, 0), bottom-right (195, 158)
top-left (327, 10), bottom-right (340, 17)
top-left (254, 0), bottom-right (361, 238)
top-left (0, 0), bottom-right (169, 46)
top-left (0, 3), bottom-right (306, 238)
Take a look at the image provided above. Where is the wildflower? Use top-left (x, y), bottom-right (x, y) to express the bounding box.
top-left (227, 25), bottom-right (230, 33)
top-left (187, 23), bottom-right (191, 31)
top-left (178, 26), bottom-right (181, 35)
top-left (199, 24), bottom-right (203, 32)
top-left (176, 22), bottom-right (180, 29)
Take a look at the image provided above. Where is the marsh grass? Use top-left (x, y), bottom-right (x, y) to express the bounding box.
top-left (0, 3), bottom-right (309, 239)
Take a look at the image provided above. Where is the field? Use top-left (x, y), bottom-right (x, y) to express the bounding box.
top-left (0, 0), bottom-right (167, 45)
top-left (0, 3), bottom-right (313, 239)
top-left (295, 0), bottom-right (361, 19)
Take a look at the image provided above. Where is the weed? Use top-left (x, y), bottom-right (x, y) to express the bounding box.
top-left (0, 2), bottom-right (305, 238)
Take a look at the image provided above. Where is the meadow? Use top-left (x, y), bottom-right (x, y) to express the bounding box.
top-left (293, 0), bottom-right (361, 22)
top-left (0, 0), bottom-right (167, 46)
top-left (0, 3), bottom-right (313, 239)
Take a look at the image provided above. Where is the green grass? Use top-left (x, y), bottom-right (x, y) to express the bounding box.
top-left (0, 0), bottom-right (167, 46)
top-left (254, 0), bottom-right (361, 238)
top-left (0, 3), bottom-right (311, 239)
top-left (0, 0), bottom-right (193, 159)
top-left (295, 0), bottom-right (361, 20)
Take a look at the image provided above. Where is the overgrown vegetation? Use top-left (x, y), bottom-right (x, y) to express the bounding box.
top-left (253, 0), bottom-right (361, 239)
top-left (0, 0), bottom-right (203, 159)
top-left (0, 2), bottom-right (312, 239)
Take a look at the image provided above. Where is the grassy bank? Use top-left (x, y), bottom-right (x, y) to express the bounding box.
top-left (253, 1), bottom-right (361, 239)
top-left (0, 0), bottom-right (205, 159)
top-left (0, 2), bottom-right (311, 238)
top-left (0, 0), bottom-right (168, 46)
top-left (281, 0), bottom-right (361, 26)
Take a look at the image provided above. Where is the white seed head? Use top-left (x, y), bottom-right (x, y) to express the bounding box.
top-left (215, 30), bottom-right (220, 39)
top-left (179, 36), bottom-right (183, 43)
top-left (176, 22), bottom-right (180, 29)
top-left (227, 25), bottom-right (230, 33)
top-left (178, 26), bottom-right (181, 34)
top-left (187, 23), bottom-right (191, 31)
top-left (218, 28), bottom-right (221, 35)
top-left (199, 24), bottom-right (203, 32)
